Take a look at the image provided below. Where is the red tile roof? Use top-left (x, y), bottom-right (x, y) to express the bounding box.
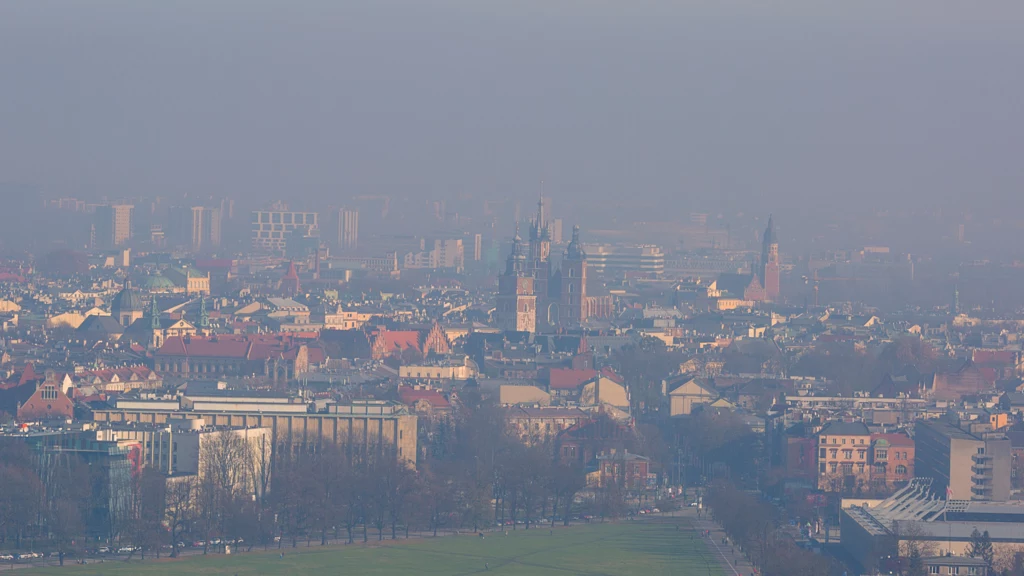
top-left (549, 368), bottom-right (598, 390)
top-left (380, 331), bottom-right (422, 353)
top-left (18, 363), bottom-right (39, 386)
top-left (398, 387), bottom-right (450, 408)
top-left (973, 350), bottom-right (1018, 365)
top-left (600, 366), bottom-right (624, 384)
top-left (871, 432), bottom-right (914, 447)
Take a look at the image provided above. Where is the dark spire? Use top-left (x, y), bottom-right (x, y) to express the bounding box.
top-left (763, 214), bottom-right (777, 246)
top-left (565, 225), bottom-right (585, 260)
top-left (506, 223), bottom-right (527, 275)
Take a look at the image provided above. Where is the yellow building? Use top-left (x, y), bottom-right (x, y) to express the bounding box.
top-left (91, 400), bottom-right (417, 466)
top-left (399, 357), bottom-right (478, 381)
top-left (667, 377), bottom-right (717, 416)
top-left (499, 385), bottom-right (551, 406)
top-left (817, 421), bottom-right (872, 492)
top-left (164, 267), bottom-right (211, 295)
top-left (505, 406), bottom-right (589, 445)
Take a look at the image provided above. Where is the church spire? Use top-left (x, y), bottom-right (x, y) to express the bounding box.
top-left (150, 297), bottom-right (160, 329)
top-left (199, 297), bottom-right (210, 329)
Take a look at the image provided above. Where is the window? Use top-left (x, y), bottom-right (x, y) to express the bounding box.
top-left (820, 448), bottom-right (826, 459)
top-left (928, 567), bottom-right (939, 575)
top-left (857, 463), bottom-right (865, 473)
top-left (841, 463), bottom-right (853, 474)
top-left (877, 449), bottom-right (888, 460)
top-left (857, 450), bottom-right (866, 459)
top-left (833, 438), bottom-right (838, 444)
top-left (830, 463), bottom-right (838, 473)
top-left (843, 450), bottom-right (853, 459)
top-left (842, 438), bottom-right (847, 445)
top-left (874, 463), bottom-right (886, 474)
top-left (820, 463), bottom-right (826, 473)
top-left (830, 449), bottom-right (838, 458)
top-left (896, 465), bottom-right (907, 475)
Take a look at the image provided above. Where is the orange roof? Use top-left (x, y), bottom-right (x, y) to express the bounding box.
top-left (871, 432), bottom-right (914, 447)
top-left (381, 331), bottom-right (422, 353)
top-left (398, 387), bottom-right (450, 408)
top-left (600, 366), bottom-right (624, 384)
top-left (973, 350), bottom-right (1017, 365)
top-left (549, 368), bottom-right (598, 390)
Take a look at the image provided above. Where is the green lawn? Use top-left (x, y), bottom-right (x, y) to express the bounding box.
top-left (22, 518), bottom-right (724, 575)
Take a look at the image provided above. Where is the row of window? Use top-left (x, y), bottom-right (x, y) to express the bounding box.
top-left (252, 212), bottom-right (316, 225)
top-left (819, 462), bottom-right (908, 475)
top-left (820, 436), bottom-right (867, 445)
top-left (929, 565), bottom-right (980, 574)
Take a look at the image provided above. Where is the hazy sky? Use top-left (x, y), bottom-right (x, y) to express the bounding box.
top-left (3, 1), bottom-right (1024, 228)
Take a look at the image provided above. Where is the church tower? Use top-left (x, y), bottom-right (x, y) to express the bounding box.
top-left (496, 225), bottom-right (537, 333)
top-left (527, 195), bottom-right (554, 330)
top-left (559, 225), bottom-right (588, 327)
top-left (528, 195), bottom-right (551, 263)
top-left (761, 215), bottom-right (780, 301)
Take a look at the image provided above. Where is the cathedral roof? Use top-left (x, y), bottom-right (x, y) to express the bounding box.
top-left (111, 280), bottom-right (144, 315)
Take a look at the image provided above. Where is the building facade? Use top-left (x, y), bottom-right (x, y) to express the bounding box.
top-left (915, 420), bottom-right (1010, 501)
top-left (95, 204), bottom-right (134, 248)
top-left (817, 421), bottom-right (872, 493)
top-left (251, 210), bottom-right (318, 252)
top-left (338, 208), bottom-right (358, 251)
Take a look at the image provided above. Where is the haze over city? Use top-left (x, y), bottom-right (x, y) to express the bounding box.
top-left (2, 3), bottom-right (1024, 576)
top-left (4, 1), bottom-right (1024, 255)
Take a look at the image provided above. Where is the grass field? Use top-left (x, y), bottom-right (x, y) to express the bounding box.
top-left (22, 518), bottom-right (724, 576)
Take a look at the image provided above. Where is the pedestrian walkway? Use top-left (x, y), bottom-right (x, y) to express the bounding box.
top-left (680, 507), bottom-right (756, 576)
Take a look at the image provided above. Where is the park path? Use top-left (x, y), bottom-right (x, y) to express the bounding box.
top-left (678, 507), bottom-right (756, 576)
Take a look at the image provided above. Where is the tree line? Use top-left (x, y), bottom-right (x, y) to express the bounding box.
top-left (0, 401), bottom-right (620, 562)
top-left (706, 480), bottom-right (836, 576)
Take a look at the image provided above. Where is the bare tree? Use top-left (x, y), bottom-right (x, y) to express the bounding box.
top-left (165, 475), bottom-right (195, 558)
top-left (128, 468), bottom-right (167, 559)
top-left (550, 462), bottom-right (585, 527)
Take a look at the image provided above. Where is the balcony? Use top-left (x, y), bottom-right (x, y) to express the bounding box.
top-left (972, 453), bottom-right (993, 464)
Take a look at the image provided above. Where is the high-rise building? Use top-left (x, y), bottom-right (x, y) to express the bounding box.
top-left (252, 210), bottom-right (318, 253)
top-left (189, 206), bottom-right (221, 252)
top-left (915, 420), bottom-right (1010, 502)
top-left (168, 206), bottom-right (220, 252)
top-left (581, 244), bottom-right (665, 276)
top-left (94, 204), bottom-right (134, 248)
top-left (551, 218), bottom-right (564, 244)
top-left (473, 233), bottom-right (482, 261)
top-left (496, 226), bottom-right (536, 333)
top-left (434, 238), bottom-right (464, 271)
top-left (338, 208), bottom-right (359, 251)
